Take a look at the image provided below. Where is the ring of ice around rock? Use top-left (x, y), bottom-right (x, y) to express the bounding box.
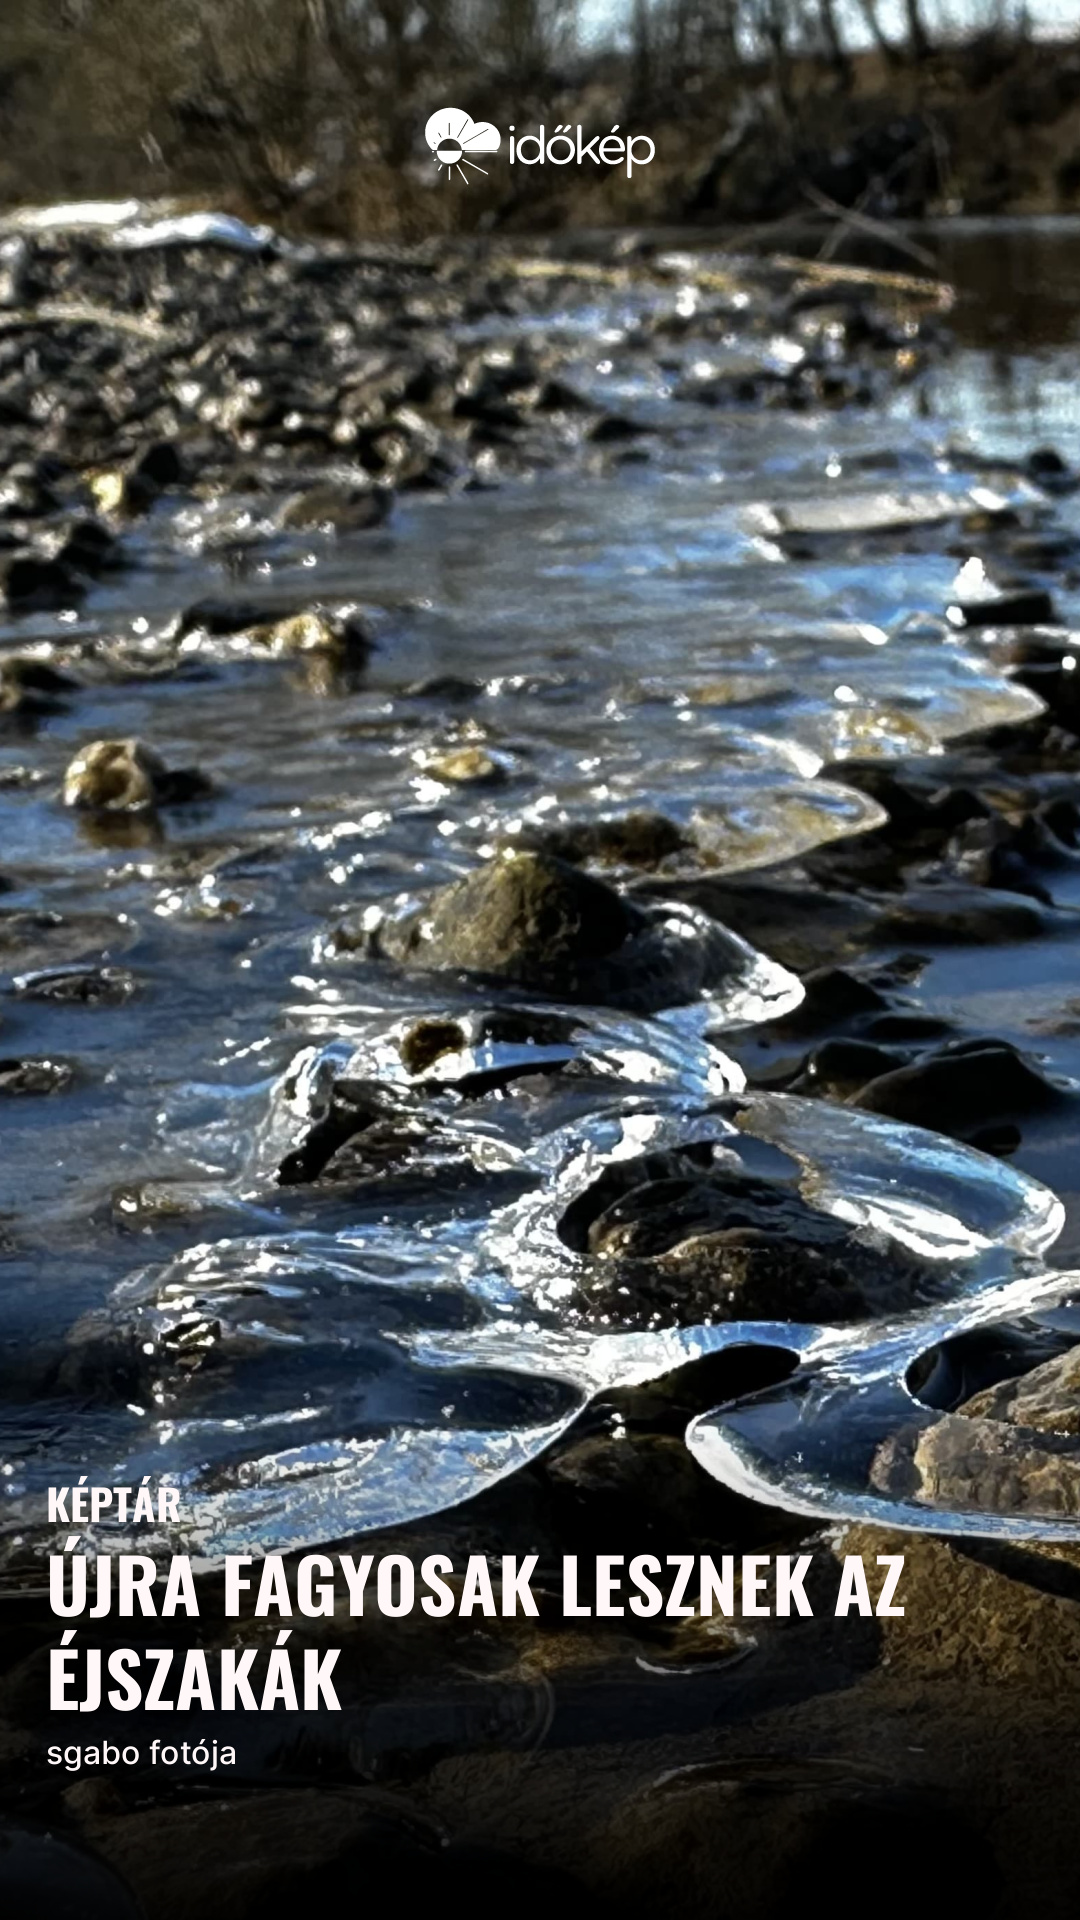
top-left (1, 1060), bottom-right (1066, 1567)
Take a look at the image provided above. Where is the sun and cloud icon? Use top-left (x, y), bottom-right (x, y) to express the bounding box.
top-left (424, 109), bottom-right (501, 183)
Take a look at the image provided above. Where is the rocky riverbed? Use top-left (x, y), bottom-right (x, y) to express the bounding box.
top-left (4, 210), bottom-right (1080, 1914)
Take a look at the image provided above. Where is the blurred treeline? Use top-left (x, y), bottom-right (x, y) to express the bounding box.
top-left (0, 0), bottom-right (1076, 232)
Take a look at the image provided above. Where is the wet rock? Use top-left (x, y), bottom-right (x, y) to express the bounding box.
top-left (516, 811), bottom-right (692, 871)
top-left (941, 803), bottom-right (1080, 902)
top-left (11, 965), bottom-right (139, 1004)
top-left (177, 596), bottom-right (301, 638)
top-left (0, 657), bottom-right (78, 723)
top-left (814, 757), bottom-right (989, 840)
top-left (838, 1521), bottom-right (1080, 1695)
top-left (63, 738), bottom-right (211, 811)
top-left (56, 517), bottom-right (126, 579)
top-left (588, 413), bottom-right (653, 443)
top-left (1027, 445), bottom-right (1077, 493)
top-left (3, 551), bottom-right (85, 611)
top-left (543, 1428), bottom-right (735, 1550)
top-left (90, 439), bottom-right (188, 516)
top-left (870, 883), bottom-right (1051, 943)
top-left (779, 1036), bottom-right (912, 1097)
top-left (678, 365), bottom-right (794, 409)
top-left (946, 557), bottom-right (1056, 629)
top-left (362, 851), bottom-right (766, 1015)
top-left (0, 909), bottom-right (136, 974)
top-left (245, 607), bottom-right (375, 665)
top-left (536, 376), bottom-right (593, 412)
top-left (405, 674), bottom-right (483, 703)
top-left (278, 480), bottom-right (392, 533)
top-left (424, 745), bottom-right (508, 786)
top-left (559, 1140), bottom-right (933, 1328)
top-left (399, 1017), bottom-right (469, 1075)
top-left (0, 1056), bottom-right (76, 1095)
top-left (276, 1078), bottom-right (432, 1185)
top-left (395, 1005), bottom-right (601, 1094)
top-left (635, 870), bottom-right (879, 973)
top-left (772, 964), bottom-right (892, 1033)
top-left (851, 1036), bottom-right (1070, 1142)
top-left (960, 1343), bottom-right (1080, 1434)
top-left (873, 1404), bottom-right (1080, 1519)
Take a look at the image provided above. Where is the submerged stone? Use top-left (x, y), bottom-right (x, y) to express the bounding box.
top-left (515, 811), bottom-right (692, 870)
top-left (558, 1141), bottom-right (933, 1329)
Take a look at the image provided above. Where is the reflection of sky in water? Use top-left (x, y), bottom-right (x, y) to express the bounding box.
top-left (885, 222), bottom-right (1080, 468)
top-left (926, 350), bottom-right (1080, 467)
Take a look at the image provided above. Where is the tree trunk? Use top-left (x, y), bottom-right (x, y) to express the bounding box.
top-left (903, 0), bottom-right (932, 60)
top-left (818, 0), bottom-right (853, 88)
top-left (856, 0), bottom-right (902, 66)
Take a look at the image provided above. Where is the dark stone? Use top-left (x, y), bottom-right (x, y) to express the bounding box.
top-left (57, 517), bottom-right (125, 577)
top-left (515, 810), bottom-right (692, 870)
top-left (399, 1017), bottom-right (469, 1075)
top-left (589, 414), bottom-right (652, 442)
top-left (177, 596), bottom-right (302, 638)
top-left (536, 377), bottom-right (593, 411)
top-left (772, 965), bottom-right (891, 1033)
top-left (120, 439), bottom-right (187, 513)
top-left (872, 1395), bottom-right (1080, 1518)
top-left (633, 871), bottom-right (878, 973)
top-left (4, 553), bottom-right (85, 611)
top-left (1027, 445), bottom-right (1077, 493)
top-left (940, 797), bottom-right (1080, 900)
top-left (785, 1036), bottom-right (912, 1096)
top-left (852, 1037), bottom-right (1070, 1140)
top-left (948, 584), bottom-right (1057, 628)
top-left (12, 966), bottom-right (139, 1004)
top-left (0, 657), bottom-right (79, 721)
top-left (276, 1079), bottom-right (426, 1185)
top-left (0, 1056), bottom-right (76, 1094)
top-left (558, 1140), bottom-right (934, 1329)
top-left (365, 852), bottom-right (760, 1015)
top-left (871, 884), bottom-right (1050, 943)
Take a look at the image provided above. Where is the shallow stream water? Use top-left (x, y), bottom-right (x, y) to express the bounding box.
top-left (4, 217), bottom-right (1080, 1566)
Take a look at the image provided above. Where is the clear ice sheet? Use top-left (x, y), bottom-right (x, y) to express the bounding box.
top-left (686, 1268), bottom-right (1080, 1543)
top-left (1, 1078), bottom-right (1067, 1567)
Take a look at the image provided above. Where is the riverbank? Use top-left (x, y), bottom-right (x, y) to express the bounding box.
top-left (3, 31), bottom-right (1080, 239)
